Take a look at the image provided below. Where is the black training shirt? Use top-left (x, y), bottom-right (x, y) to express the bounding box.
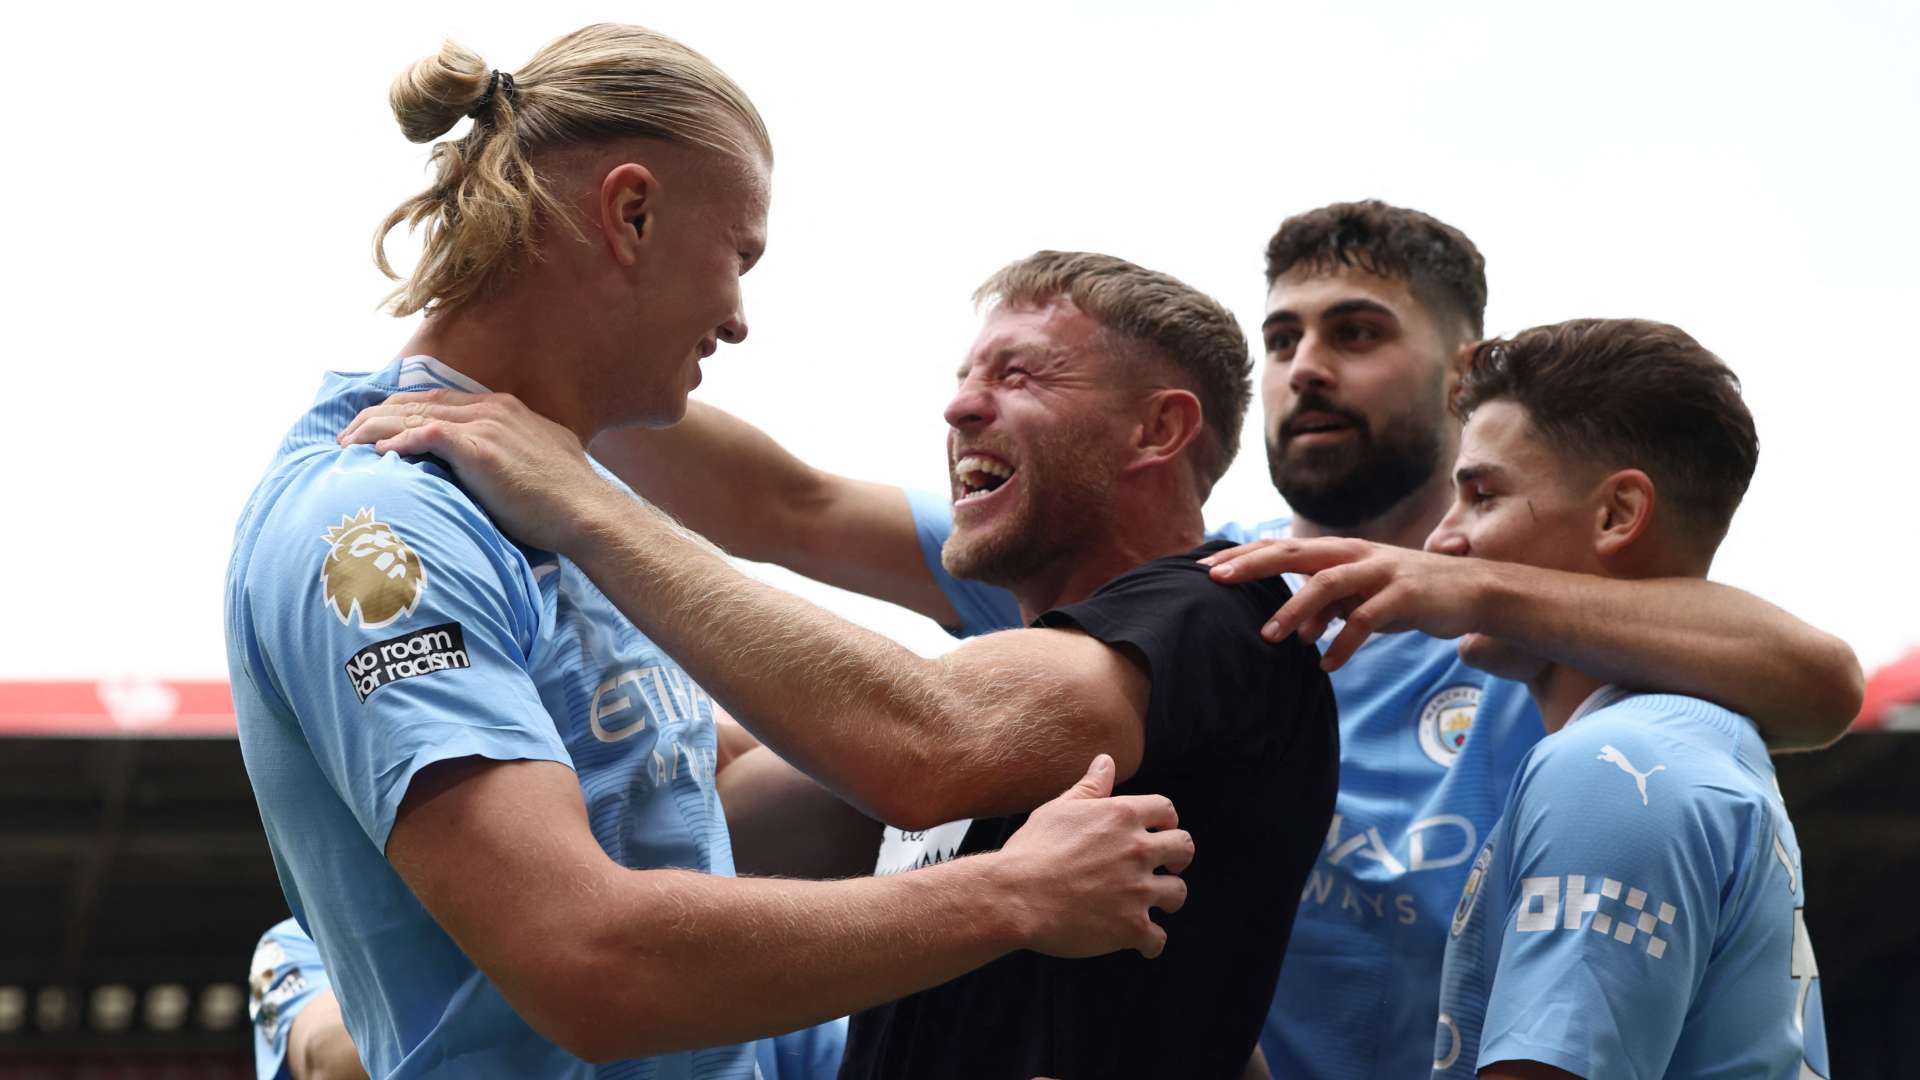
top-left (839, 541), bottom-right (1340, 1079)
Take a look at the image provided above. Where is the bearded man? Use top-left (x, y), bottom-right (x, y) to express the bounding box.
top-left (341, 251), bottom-right (1340, 1079)
top-left (577, 201), bottom-right (1860, 1078)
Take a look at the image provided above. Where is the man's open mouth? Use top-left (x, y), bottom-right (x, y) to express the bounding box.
top-left (954, 454), bottom-right (1016, 504)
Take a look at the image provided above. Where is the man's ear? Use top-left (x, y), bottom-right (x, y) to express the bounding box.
top-left (1129, 388), bottom-right (1205, 472)
top-left (1593, 468), bottom-right (1656, 560)
top-left (1445, 338), bottom-right (1479, 412)
top-left (598, 162), bottom-right (659, 267)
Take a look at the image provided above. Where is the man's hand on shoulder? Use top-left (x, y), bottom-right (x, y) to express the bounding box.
top-left (1202, 538), bottom-right (1498, 669)
top-left (339, 390), bottom-right (630, 554)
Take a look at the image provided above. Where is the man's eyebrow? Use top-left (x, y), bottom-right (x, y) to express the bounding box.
top-left (1454, 463), bottom-right (1503, 486)
top-left (1261, 298), bottom-right (1396, 333)
top-left (1324, 298), bottom-right (1396, 321)
top-left (955, 344), bottom-right (1051, 379)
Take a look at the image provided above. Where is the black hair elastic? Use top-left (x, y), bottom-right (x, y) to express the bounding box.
top-left (468, 70), bottom-right (517, 120)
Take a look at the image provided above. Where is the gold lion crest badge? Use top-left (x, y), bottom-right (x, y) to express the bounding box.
top-left (320, 508), bottom-right (427, 629)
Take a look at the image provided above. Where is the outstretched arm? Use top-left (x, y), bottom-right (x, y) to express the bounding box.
top-left (559, 501), bottom-right (1148, 827)
top-left (345, 392), bottom-right (1150, 827)
top-left (1205, 538), bottom-right (1862, 750)
top-left (589, 402), bottom-right (960, 627)
top-left (390, 753), bottom-right (1189, 1063)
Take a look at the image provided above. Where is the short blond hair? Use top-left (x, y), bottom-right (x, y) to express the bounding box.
top-left (376, 23), bottom-right (771, 317)
top-left (974, 251), bottom-right (1253, 491)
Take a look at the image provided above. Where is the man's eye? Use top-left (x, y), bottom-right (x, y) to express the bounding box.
top-left (1265, 336), bottom-right (1296, 357)
top-left (1337, 323), bottom-right (1381, 346)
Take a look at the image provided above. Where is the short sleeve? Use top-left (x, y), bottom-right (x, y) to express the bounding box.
top-left (1033, 541), bottom-right (1320, 773)
top-left (1478, 720), bottom-right (1728, 1078)
top-left (905, 488), bottom-right (1022, 638)
top-left (237, 449), bottom-right (571, 850)
top-left (249, 919), bottom-right (332, 1080)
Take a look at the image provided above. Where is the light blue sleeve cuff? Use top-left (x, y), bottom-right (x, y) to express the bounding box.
top-left (904, 488), bottom-right (1021, 638)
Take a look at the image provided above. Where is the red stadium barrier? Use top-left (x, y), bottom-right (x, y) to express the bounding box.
top-left (1856, 648), bottom-right (1920, 731)
top-left (0, 680), bottom-right (236, 737)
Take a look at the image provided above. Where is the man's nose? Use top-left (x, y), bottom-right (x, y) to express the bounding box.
top-left (718, 304), bottom-right (748, 345)
top-left (943, 379), bottom-right (996, 431)
top-left (1424, 509), bottom-right (1470, 556)
top-left (1289, 333), bottom-right (1338, 394)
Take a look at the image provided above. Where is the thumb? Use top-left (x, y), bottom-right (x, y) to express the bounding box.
top-left (1062, 753), bottom-right (1115, 800)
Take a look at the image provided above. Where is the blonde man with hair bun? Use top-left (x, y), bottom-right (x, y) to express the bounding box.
top-left (376, 23), bottom-right (771, 319)
top-left (227, 22), bottom-right (1194, 1080)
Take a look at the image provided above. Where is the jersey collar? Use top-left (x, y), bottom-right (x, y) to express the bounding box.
top-left (393, 354), bottom-right (490, 393)
top-left (1566, 684), bottom-right (1632, 727)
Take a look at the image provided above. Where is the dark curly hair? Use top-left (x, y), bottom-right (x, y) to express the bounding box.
top-left (1264, 200), bottom-right (1487, 341)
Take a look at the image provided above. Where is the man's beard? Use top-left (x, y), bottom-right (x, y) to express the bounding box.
top-left (1267, 399), bottom-right (1443, 529)
top-left (942, 437), bottom-right (1115, 592)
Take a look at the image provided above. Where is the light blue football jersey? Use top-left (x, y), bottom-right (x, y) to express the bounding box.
top-left (907, 496), bottom-right (1544, 1079)
top-left (227, 356), bottom-right (753, 1080)
top-left (1433, 689), bottom-right (1828, 1079)
top-left (250, 918), bottom-right (333, 1080)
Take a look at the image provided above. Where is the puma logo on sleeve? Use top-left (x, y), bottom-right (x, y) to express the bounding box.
top-left (1597, 745), bottom-right (1666, 806)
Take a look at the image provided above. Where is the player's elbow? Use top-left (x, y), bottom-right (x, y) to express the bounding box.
top-left (540, 1006), bottom-right (619, 1065)
top-left (1758, 627), bottom-right (1863, 752)
top-left (495, 930), bottom-right (685, 1062)
top-left (762, 470), bottom-right (860, 569)
top-left (525, 977), bottom-right (684, 1063)
top-left (1808, 631), bottom-right (1865, 747)
top-left (874, 795), bottom-right (962, 834)
top-left (863, 752), bottom-right (969, 832)
top-left (298, 1053), bottom-right (369, 1080)
top-left (503, 969), bottom-right (613, 1061)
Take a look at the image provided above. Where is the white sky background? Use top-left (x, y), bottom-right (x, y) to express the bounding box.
top-left (4, 0), bottom-right (1916, 680)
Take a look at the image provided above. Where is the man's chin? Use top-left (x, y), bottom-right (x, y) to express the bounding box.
top-left (633, 389), bottom-right (691, 429)
top-left (1273, 441), bottom-right (1366, 482)
top-left (941, 528), bottom-right (1034, 589)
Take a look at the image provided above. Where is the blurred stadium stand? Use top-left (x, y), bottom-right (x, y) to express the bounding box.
top-left (1, 682), bottom-right (265, 1079)
top-left (1855, 647), bottom-right (1920, 731)
top-left (1, 675), bottom-right (1914, 1077)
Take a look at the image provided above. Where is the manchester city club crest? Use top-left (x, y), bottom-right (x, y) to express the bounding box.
top-left (1418, 685), bottom-right (1480, 767)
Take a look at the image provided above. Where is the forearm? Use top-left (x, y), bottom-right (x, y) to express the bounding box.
top-left (1478, 567), bottom-right (1861, 749)
top-left (591, 404), bottom-right (960, 626)
top-left (588, 402), bottom-right (820, 563)
top-left (561, 858), bottom-right (1023, 1060)
top-left (569, 494), bottom-right (975, 823)
top-left (395, 753), bottom-right (1184, 1065)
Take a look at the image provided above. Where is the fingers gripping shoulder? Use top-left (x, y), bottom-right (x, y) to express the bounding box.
top-left (246, 447), bottom-right (544, 647)
top-left (237, 448), bottom-right (566, 849)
